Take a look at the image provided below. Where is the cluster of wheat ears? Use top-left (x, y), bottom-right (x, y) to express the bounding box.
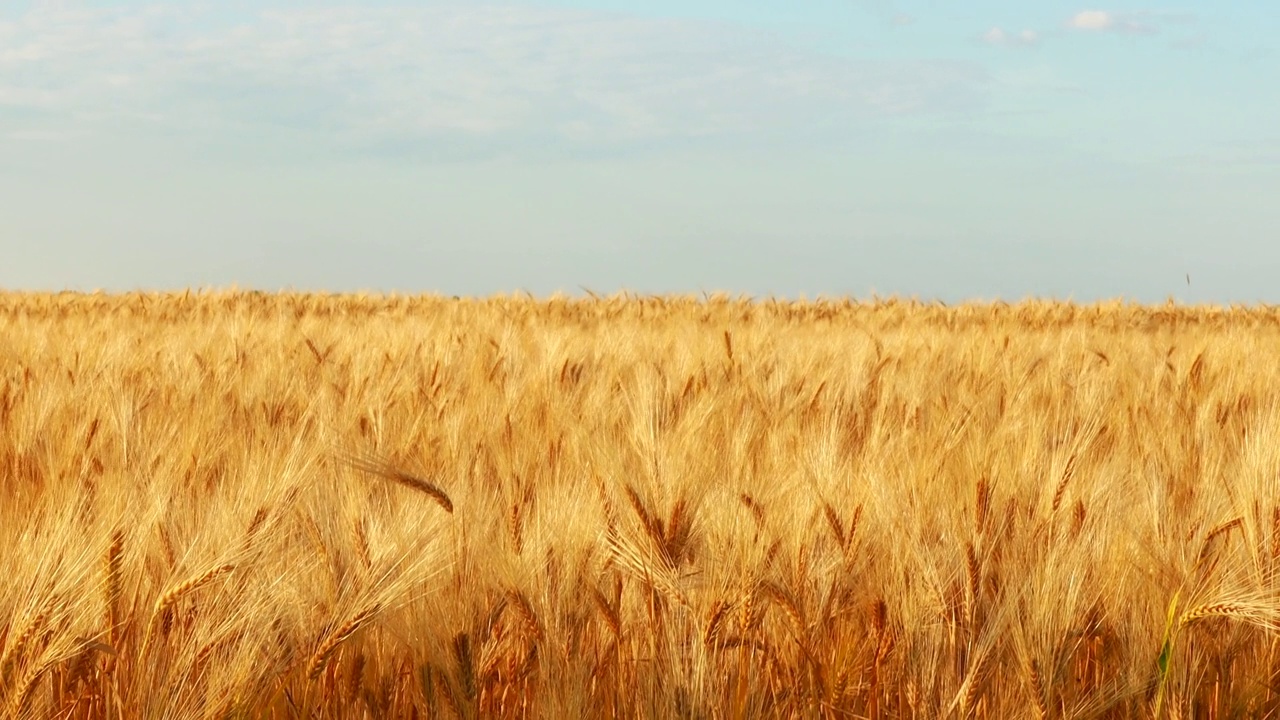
top-left (3, 291), bottom-right (1280, 719)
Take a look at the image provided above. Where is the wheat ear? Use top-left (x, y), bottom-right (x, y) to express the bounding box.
top-left (592, 588), bottom-right (622, 638)
top-left (307, 604), bottom-right (381, 680)
top-left (103, 530), bottom-right (124, 647)
top-left (1178, 601), bottom-right (1280, 630)
top-left (347, 455), bottom-right (454, 513)
top-left (153, 564), bottom-right (236, 621)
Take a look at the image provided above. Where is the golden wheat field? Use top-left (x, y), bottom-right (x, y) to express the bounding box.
top-left (4, 291), bottom-right (1280, 719)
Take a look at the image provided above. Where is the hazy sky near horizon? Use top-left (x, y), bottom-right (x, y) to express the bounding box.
top-left (2, 0), bottom-right (1277, 302)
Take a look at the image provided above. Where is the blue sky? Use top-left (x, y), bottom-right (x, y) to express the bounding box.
top-left (1, 0), bottom-right (1276, 301)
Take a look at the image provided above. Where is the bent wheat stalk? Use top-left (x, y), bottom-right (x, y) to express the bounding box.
top-left (345, 454), bottom-right (454, 513)
top-left (307, 604), bottom-right (382, 681)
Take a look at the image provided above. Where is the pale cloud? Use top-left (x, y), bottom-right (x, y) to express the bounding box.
top-left (982, 27), bottom-right (1039, 48)
top-left (0, 4), bottom-right (987, 157)
top-left (1069, 10), bottom-right (1114, 30)
top-left (1066, 9), bottom-right (1180, 35)
top-left (982, 8), bottom-right (1187, 47)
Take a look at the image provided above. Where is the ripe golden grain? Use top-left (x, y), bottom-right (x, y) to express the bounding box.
top-left (761, 582), bottom-right (805, 642)
top-left (306, 604), bottom-right (381, 681)
top-left (0, 611), bottom-right (47, 681)
top-left (1178, 602), bottom-right (1275, 629)
top-left (506, 590), bottom-right (542, 643)
top-left (7, 659), bottom-right (47, 718)
top-left (352, 458), bottom-right (454, 514)
top-left (592, 588), bottom-right (622, 639)
top-left (703, 598), bottom-right (728, 647)
top-left (1027, 658), bottom-right (1048, 720)
top-left (103, 530), bottom-right (124, 647)
top-left (153, 564), bottom-right (236, 622)
top-left (6, 293), bottom-right (1280, 717)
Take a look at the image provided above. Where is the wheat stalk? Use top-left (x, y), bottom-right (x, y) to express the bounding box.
top-left (307, 604), bottom-right (381, 681)
top-left (507, 590), bottom-right (543, 643)
top-left (975, 476), bottom-right (992, 536)
top-left (704, 599), bottom-right (728, 646)
top-left (821, 503), bottom-right (845, 548)
top-left (434, 666), bottom-right (462, 719)
top-left (739, 493), bottom-right (765, 529)
top-left (0, 611), bottom-right (47, 682)
top-left (103, 530), bottom-right (124, 647)
top-left (1178, 601), bottom-right (1280, 631)
top-left (761, 582), bottom-right (806, 641)
top-left (1027, 658), bottom-right (1048, 720)
top-left (153, 564), bottom-right (236, 622)
top-left (347, 455), bottom-right (454, 513)
top-left (7, 659), bottom-right (48, 719)
top-left (451, 632), bottom-right (475, 701)
top-left (592, 588), bottom-right (622, 638)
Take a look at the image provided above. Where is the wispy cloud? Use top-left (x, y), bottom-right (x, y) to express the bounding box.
top-left (981, 27), bottom-right (1040, 48)
top-left (1066, 9), bottom-right (1190, 35)
top-left (979, 8), bottom-right (1193, 48)
top-left (1069, 10), bottom-right (1118, 30)
top-left (0, 4), bottom-right (987, 156)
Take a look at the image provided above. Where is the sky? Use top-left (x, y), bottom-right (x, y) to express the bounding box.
top-left (1, 0), bottom-right (1277, 302)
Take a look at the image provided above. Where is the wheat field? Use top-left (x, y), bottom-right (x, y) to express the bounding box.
top-left (3, 290), bottom-right (1280, 719)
